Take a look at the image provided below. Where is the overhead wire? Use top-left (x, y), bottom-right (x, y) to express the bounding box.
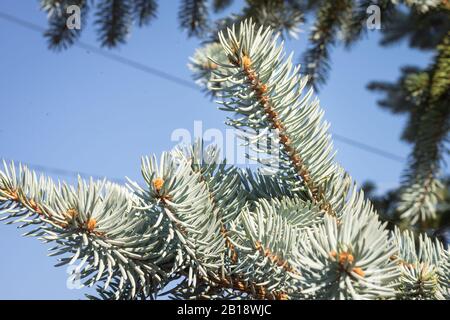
top-left (0, 10), bottom-right (405, 182)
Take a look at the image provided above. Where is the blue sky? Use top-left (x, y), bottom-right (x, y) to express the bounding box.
top-left (0, 1), bottom-right (439, 299)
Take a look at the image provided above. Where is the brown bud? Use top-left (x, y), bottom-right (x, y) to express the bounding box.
top-left (86, 218), bottom-right (97, 232)
top-left (153, 177), bottom-right (164, 192)
top-left (242, 55), bottom-right (252, 69)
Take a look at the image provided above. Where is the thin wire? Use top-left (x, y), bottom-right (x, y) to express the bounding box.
top-left (0, 11), bottom-right (198, 90)
top-left (76, 42), bottom-right (199, 90)
top-left (333, 134), bottom-right (404, 163)
top-left (0, 9), bottom-right (405, 182)
top-left (2, 158), bottom-right (127, 183)
top-left (4, 132), bottom-right (404, 183)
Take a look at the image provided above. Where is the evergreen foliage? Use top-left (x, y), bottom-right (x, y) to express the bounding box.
top-left (95, 0), bottom-right (133, 48)
top-left (369, 30), bottom-right (450, 225)
top-left (2, 19), bottom-right (449, 300)
top-left (41, 0), bottom-right (158, 49)
top-left (301, 0), bottom-right (353, 89)
top-left (190, 1), bottom-right (450, 229)
top-left (179, 0), bottom-right (209, 37)
top-left (133, 0), bottom-right (158, 27)
top-left (42, 0), bottom-right (89, 50)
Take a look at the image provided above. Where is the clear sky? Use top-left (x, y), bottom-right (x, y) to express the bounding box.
top-left (0, 1), bottom-right (439, 299)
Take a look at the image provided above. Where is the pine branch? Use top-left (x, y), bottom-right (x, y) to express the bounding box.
top-left (171, 141), bottom-right (298, 300)
top-left (301, 0), bottom-right (352, 90)
top-left (0, 161), bottom-right (168, 299)
top-left (213, 20), bottom-right (351, 216)
top-left (132, 0), bottom-right (158, 27)
top-left (397, 31), bottom-right (450, 224)
top-left (201, 20), bottom-right (450, 299)
top-left (42, 0), bottom-right (89, 50)
top-left (203, 0), bottom-right (304, 46)
top-left (95, 0), bottom-right (133, 48)
top-left (242, 0), bottom-right (304, 39)
top-left (179, 0), bottom-right (209, 37)
top-left (129, 152), bottom-right (227, 286)
top-left (393, 228), bottom-right (449, 299)
top-left (239, 168), bottom-right (299, 202)
top-left (224, 202), bottom-right (305, 299)
top-left (172, 141), bottom-right (245, 265)
top-left (3, 18), bottom-right (450, 300)
top-left (380, 6), bottom-right (450, 50)
top-left (130, 147), bottom-right (286, 300)
top-left (0, 151), bottom-right (295, 300)
top-left (339, 0), bottom-right (394, 48)
top-left (189, 42), bottom-right (230, 96)
top-left (297, 197), bottom-right (399, 299)
top-left (367, 66), bottom-right (427, 143)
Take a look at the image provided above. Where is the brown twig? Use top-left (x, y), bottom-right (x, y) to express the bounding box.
top-left (228, 53), bottom-right (335, 216)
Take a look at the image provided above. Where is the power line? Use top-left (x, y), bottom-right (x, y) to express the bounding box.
top-left (0, 9), bottom-right (405, 178)
top-left (0, 11), bottom-right (198, 90)
top-left (3, 133), bottom-right (403, 183)
top-left (2, 159), bottom-right (127, 183)
top-left (332, 134), bottom-right (404, 163)
top-left (75, 42), bottom-right (199, 90)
